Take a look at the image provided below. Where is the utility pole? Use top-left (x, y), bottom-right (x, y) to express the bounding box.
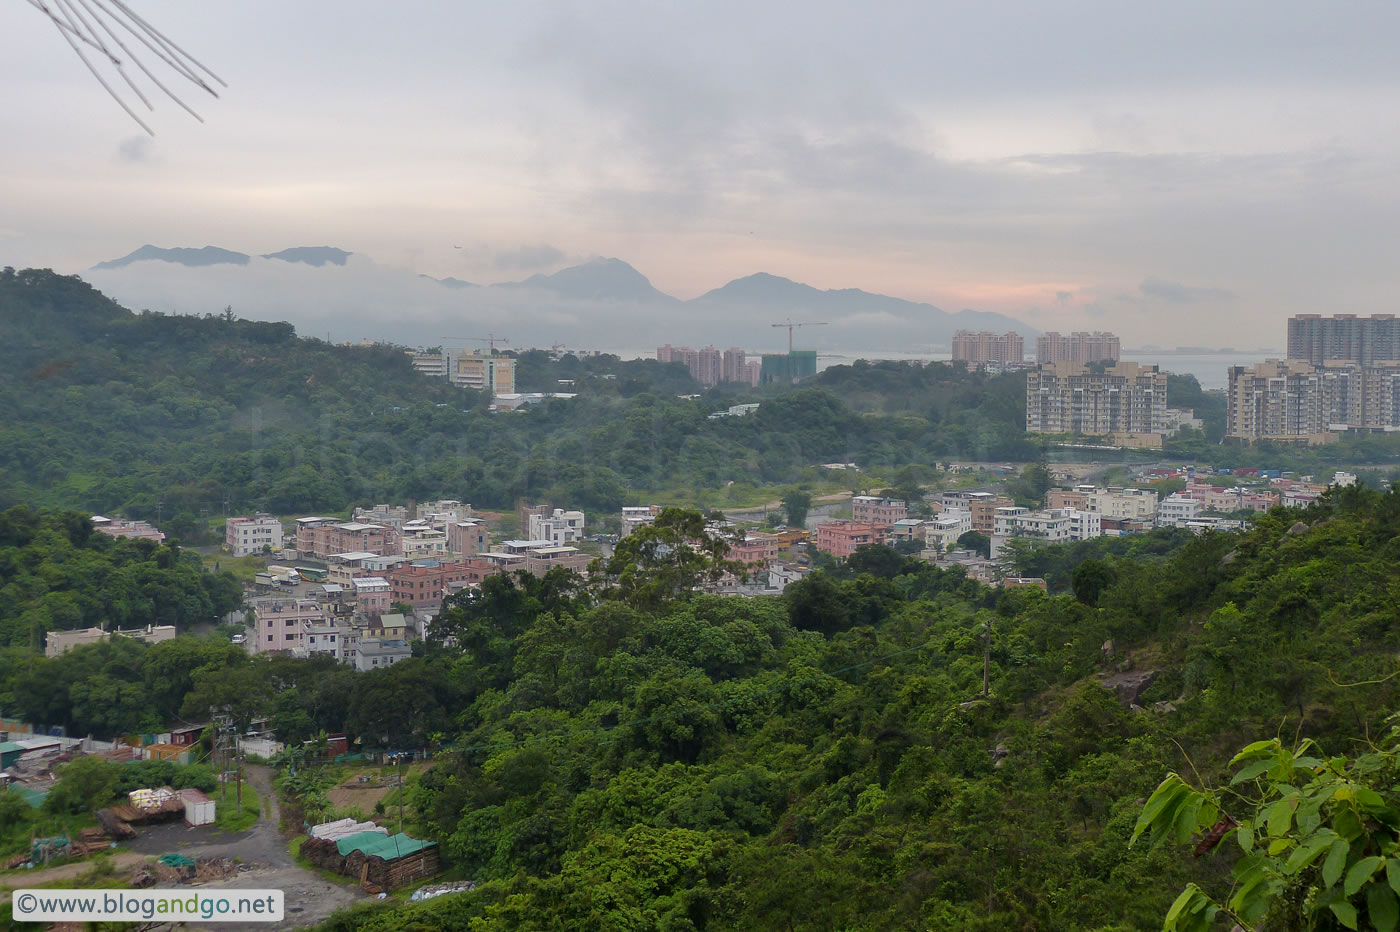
top-left (982, 615), bottom-right (992, 699)
top-left (397, 753), bottom-right (406, 832)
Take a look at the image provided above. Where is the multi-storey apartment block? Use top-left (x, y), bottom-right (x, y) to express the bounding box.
top-left (951, 330), bottom-right (1024, 364)
top-left (1035, 331), bottom-right (1121, 364)
top-left (1287, 314), bottom-right (1400, 366)
top-left (1026, 362), bottom-right (1167, 439)
top-left (1226, 359), bottom-right (1400, 442)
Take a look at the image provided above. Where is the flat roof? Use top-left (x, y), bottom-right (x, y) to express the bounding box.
top-left (503, 539), bottom-right (555, 548)
top-left (531, 546), bottom-right (579, 555)
top-left (337, 522), bottom-right (383, 532)
top-left (330, 551), bottom-right (380, 561)
top-left (352, 576), bottom-right (390, 588)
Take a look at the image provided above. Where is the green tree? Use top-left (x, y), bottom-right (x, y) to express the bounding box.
top-left (598, 508), bottom-right (740, 611)
top-left (180, 659), bottom-right (274, 732)
top-left (1071, 558), bottom-right (1115, 607)
top-left (782, 488), bottom-right (813, 528)
top-left (956, 530), bottom-right (991, 557)
top-left (44, 755), bottom-right (120, 814)
top-left (1135, 735), bottom-right (1400, 931)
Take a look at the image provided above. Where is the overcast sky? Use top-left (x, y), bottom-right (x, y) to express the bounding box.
top-left (4, 0), bottom-right (1400, 346)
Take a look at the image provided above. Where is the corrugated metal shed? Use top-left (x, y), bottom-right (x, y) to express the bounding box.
top-left (360, 834), bottom-right (437, 859)
top-left (311, 818), bottom-right (387, 842)
top-left (336, 831), bottom-right (392, 856)
top-left (334, 831), bottom-right (436, 859)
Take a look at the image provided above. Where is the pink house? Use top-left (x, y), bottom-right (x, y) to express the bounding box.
top-left (351, 577), bottom-right (392, 616)
top-left (850, 497), bottom-right (908, 528)
top-left (296, 518), bottom-right (400, 559)
top-left (816, 521), bottom-right (878, 559)
top-left (447, 520), bottom-right (490, 556)
top-left (730, 534), bottom-right (780, 566)
top-left (248, 597), bottom-right (326, 654)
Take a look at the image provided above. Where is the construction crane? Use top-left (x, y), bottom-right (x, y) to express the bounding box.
top-left (771, 318), bottom-right (828, 353)
top-left (441, 334), bottom-right (511, 353)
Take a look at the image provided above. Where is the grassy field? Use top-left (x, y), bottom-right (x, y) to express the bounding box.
top-left (200, 552), bottom-right (268, 584)
top-left (214, 779), bottom-right (260, 832)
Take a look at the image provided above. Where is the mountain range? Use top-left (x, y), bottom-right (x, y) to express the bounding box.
top-left (94, 245), bottom-right (353, 269)
top-left (84, 245), bottom-right (1035, 352)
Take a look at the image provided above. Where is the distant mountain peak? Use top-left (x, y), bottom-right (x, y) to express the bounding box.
top-left (262, 246), bottom-right (352, 267)
top-left (92, 244), bottom-right (250, 270)
top-left (420, 274), bottom-right (476, 289)
top-left (496, 257), bottom-right (676, 303)
top-left (691, 270), bottom-right (1037, 339)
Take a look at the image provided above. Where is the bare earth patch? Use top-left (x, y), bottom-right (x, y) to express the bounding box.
top-left (326, 784), bottom-right (393, 812)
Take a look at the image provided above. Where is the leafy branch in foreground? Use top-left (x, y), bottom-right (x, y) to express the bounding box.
top-left (1133, 733), bottom-right (1400, 931)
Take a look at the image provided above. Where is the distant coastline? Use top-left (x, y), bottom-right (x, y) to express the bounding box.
top-left (606, 346), bottom-right (1275, 391)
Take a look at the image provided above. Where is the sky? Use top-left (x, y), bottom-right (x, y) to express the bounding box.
top-left (4, 0), bottom-right (1400, 348)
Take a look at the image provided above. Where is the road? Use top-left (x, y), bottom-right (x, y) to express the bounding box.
top-left (720, 491), bottom-right (853, 526)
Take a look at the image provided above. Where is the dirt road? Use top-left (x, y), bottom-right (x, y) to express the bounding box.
top-left (0, 852), bottom-right (147, 902)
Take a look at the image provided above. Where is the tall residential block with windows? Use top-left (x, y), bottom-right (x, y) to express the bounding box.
top-left (1025, 362), bottom-right (1167, 436)
top-left (657, 345), bottom-right (756, 387)
top-left (951, 330), bottom-right (1024, 364)
top-left (1035, 331), bottom-right (1120, 364)
top-left (1287, 314), bottom-right (1400, 366)
top-left (1226, 358), bottom-right (1400, 443)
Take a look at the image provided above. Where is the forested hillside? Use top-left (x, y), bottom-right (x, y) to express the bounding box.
top-left (0, 506), bottom-right (241, 648)
top-left (0, 269), bottom-right (1040, 523)
top-left (269, 485), bottom-right (1400, 930)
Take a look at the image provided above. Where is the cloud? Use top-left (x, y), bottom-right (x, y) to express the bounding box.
top-left (117, 136), bottom-right (151, 163)
top-left (1139, 278), bottom-right (1237, 304)
top-left (494, 244), bottom-right (566, 270)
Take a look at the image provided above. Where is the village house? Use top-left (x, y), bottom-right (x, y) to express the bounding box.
top-left (850, 496), bottom-right (908, 528)
top-left (816, 521), bottom-right (879, 558)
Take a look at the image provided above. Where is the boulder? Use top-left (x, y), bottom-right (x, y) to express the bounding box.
top-left (1099, 669), bottom-right (1160, 705)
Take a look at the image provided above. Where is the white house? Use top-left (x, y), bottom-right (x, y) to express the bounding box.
top-left (528, 509), bottom-right (585, 546)
top-left (225, 515), bottom-right (283, 556)
top-left (1158, 493), bottom-right (1202, 527)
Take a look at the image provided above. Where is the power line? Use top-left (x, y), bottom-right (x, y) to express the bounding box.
top-left (25, 0), bottom-right (225, 135)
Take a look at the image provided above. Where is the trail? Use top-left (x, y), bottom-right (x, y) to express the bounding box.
top-left (0, 852), bottom-right (147, 901)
